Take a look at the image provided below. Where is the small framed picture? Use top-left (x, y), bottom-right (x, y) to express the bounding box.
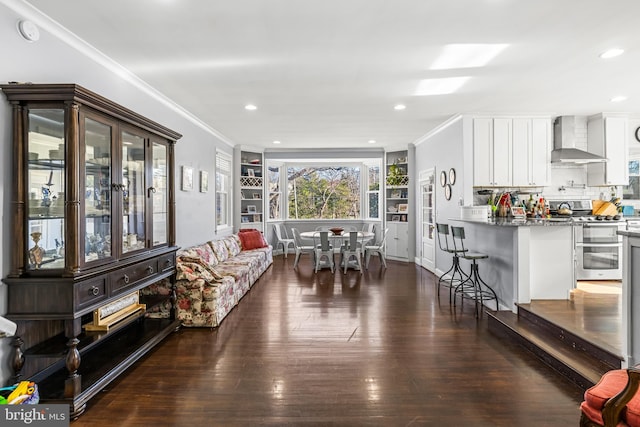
top-left (398, 203), bottom-right (408, 213)
top-left (181, 166), bottom-right (194, 191)
top-left (253, 193), bottom-right (261, 199)
top-left (253, 214), bottom-right (261, 222)
top-left (392, 215), bottom-right (400, 222)
top-left (242, 216), bottom-right (249, 223)
top-left (401, 214), bottom-right (407, 222)
top-left (199, 170), bottom-right (208, 193)
top-left (247, 169), bottom-right (255, 177)
top-left (247, 205), bottom-right (257, 214)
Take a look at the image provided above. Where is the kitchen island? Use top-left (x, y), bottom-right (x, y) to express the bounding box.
top-left (620, 229), bottom-right (640, 367)
top-left (451, 217), bottom-right (575, 313)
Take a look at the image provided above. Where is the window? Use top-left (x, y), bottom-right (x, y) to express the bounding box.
top-left (287, 165), bottom-right (361, 219)
top-left (268, 165), bottom-right (282, 220)
top-left (365, 162), bottom-right (380, 219)
top-left (216, 151), bottom-right (232, 228)
top-left (624, 158), bottom-right (640, 200)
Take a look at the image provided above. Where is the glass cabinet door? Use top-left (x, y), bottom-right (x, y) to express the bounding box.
top-left (26, 109), bottom-right (66, 270)
top-left (122, 131), bottom-right (146, 253)
top-left (84, 117), bottom-right (113, 263)
top-left (151, 141), bottom-right (168, 246)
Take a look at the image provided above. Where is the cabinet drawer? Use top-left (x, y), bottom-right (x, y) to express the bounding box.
top-left (110, 259), bottom-right (159, 295)
top-left (158, 253), bottom-right (175, 272)
top-left (76, 278), bottom-right (107, 310)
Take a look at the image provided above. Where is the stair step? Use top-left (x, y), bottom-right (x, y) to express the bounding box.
top-left (488, 310), bottom-right (622, 390)
top-left (516, 304), bottom-right (622, 372)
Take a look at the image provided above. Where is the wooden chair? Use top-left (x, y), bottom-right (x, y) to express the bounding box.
top-left (273, 224), bottom-right (295, 258)
top-left (580, 367), bottom-right (640, 426)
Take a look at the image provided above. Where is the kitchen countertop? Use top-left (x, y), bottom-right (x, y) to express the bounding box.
top-left (453, 217), bottom-right (574, 227)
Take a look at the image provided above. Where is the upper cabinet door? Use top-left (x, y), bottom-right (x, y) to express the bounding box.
top-left (150, 139), bottom-right (169, 247)
top-left (588, 115), bottom-right (628, 186)
top-left (26, 108), bottom-right (67, 271)
top-left (530, 118), bottom-right (550, 187)
top-left (473, 118), bottom-right (493, 186)
top-left (121, 128), bottom-right (147, 254)
top-left (492, 118), bottom-right (512, 186)
top-left (82, 112), bottom-right (116, 266)
top-left (604, 117), bottom-right (628, 185)
top-left (511, 119), bottom-right (529, 186)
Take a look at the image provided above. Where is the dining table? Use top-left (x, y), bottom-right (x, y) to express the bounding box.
top-left (299, 230), bottom-right (375, 271)
top-left (299, 230), bottom-right (375, 245)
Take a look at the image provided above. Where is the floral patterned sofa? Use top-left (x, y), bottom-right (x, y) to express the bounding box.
top-left (147, 230), bottom-right (272, 328)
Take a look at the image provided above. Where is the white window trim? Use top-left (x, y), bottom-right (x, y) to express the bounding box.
top-left (215, 150), bottom-right (233, 232)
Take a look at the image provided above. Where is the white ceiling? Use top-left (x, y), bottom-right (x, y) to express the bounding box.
top-left (20, 0), bottom-right (640, 150)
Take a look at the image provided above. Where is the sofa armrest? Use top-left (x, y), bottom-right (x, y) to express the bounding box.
top-left (602, 368), bottom-right (640, 426)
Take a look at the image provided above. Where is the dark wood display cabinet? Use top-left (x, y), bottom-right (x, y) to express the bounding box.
top-left (0, 83), bottom-right (182, 418)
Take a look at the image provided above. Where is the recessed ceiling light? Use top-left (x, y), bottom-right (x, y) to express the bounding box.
top-left (610, 95), bottom-right (627, 102)
top-left (414, 77), bottom-right (470, 96)
top-left (273, 140), bottom-right (281, 144)
top-left (368, 140), bottom-right (376, 144)
top-left (430, 44), bottom-right (509, 70)
top-left (394, 104), bottom-right (406, 110)
top-left (600, 48), bottom-right (624, 59)
top-left (244, 104), bottom-right (257, 111)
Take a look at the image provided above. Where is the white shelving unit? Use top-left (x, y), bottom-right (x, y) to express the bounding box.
top-left (385, 150), bottom-right (410, 261)
top-left (239, 151), bottom-right (264, 231)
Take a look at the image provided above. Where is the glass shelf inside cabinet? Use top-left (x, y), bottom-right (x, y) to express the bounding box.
top-left (121, 131), bottom-right (146, 254)
top-left (84, 117), bottom-right (113, 263)
top-left (27, 108), bottom-right (66, 270)
top-left (151, 141), bottom-right (168, 246)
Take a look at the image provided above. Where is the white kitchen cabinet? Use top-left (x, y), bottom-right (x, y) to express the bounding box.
top-left (512, 118), bottom-right (550, 186)
top-left (473, 118), bottom-right (512, 186)
top-left (474, 117), bottom-right (550, 187)
top-left (587, 114), bottom-right (628, 186)
top-left (386, 222), bottom-right (409, 260)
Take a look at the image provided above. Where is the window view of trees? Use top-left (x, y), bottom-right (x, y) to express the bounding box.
top-left (287, 166), bottom-right (361, 219)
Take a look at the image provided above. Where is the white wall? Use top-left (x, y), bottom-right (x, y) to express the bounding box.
top-left (414, 116), bottom-right (473, 274)
top-left (0, 3), bottom-right (232, 384)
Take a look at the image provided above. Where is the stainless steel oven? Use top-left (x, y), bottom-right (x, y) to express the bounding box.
top-left (574, 222), bottom-right (625, 280)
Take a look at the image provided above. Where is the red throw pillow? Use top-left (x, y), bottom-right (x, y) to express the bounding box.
top-left (238, 229), bottom-right (268, 250)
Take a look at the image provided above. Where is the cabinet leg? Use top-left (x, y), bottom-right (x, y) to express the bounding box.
top-left (11, 336), bottom-right (24, 383)
top-left (64, 337), bottom-right (81, 398)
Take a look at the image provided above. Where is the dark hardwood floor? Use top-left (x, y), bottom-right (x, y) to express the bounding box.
top-left (72, 256), bottom-right (584, 426)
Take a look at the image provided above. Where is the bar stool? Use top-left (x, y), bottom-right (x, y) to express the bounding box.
top-left (435, 223), bottom-right (468, 304)
top-left (450, 226), bottom-right (498, 318)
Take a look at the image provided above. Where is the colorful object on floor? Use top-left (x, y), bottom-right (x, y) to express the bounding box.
top-left (0, 381), bottom-right (39, 404)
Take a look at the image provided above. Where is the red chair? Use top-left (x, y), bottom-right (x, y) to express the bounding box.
top-left (580, 368), bottom-right (640, 426)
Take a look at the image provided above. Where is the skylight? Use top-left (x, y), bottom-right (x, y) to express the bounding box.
top-left (414, 77), bottom-right (470, 96)
top-left (430, 44), bottom-right (509, 70)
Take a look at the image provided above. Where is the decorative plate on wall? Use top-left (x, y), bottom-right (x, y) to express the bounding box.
top-left (449, 168), bottom-right (456, 186)
top-left (444, 184), bottom-right (452, 201)
top-left (440, 171), bottom-right (447, 187)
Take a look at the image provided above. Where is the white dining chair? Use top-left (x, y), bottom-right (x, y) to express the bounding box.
top-left (292, 228), bottom-right (315, 269)
top-left (340, 231), bottom-right (363, 274)
top-left (364, 227), bottom-right (388, 269)
top-left (313, 231), bottom-right (334, 273)
top-left (273, 224), bottom-right (295, 258)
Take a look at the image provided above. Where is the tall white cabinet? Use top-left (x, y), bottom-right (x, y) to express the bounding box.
top-left (587, 114), bottom-right (629, 186)
top-left (385, 150), bottom-right (410, 261)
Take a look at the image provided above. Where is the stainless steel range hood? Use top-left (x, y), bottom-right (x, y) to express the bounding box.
top-left (551, 116), bottom-right (607, 164)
